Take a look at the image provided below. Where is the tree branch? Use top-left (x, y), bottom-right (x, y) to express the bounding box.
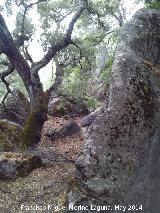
top-left (72, 42), bottom-right (83, 59)
top-left (21, 0), bottom-right (47, 36)
top-left (32, 4), bottom-right (86, 73)
top-left (0, 63), bottom-right (14, 107)
top-left (0, 14), bottom-right (32, 93)
top-left (47, 63), bottom-right (65, 96)
top-left (24, 45), bottom-right (34, 64)
top-left (15, 35), bottom-right (29, 49)
top-left (1, 76), bottom-right (11, 108)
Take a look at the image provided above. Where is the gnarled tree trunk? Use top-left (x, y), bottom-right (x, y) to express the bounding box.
top-left (0, 2), bottom-right (86, 147)
top-left (21, 91), bottom-right (49, 146)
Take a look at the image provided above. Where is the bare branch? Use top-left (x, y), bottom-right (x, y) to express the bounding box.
top-left (1, 77), bottom-right (11, 94)
top-left (106, 3), bottom-right (126, 27)
top-left (65, 6), bottom-right (85, 40)
top-left (13, 0), bottom-right (48, 50)
top-left (47, 50), bottom-right (83, 96)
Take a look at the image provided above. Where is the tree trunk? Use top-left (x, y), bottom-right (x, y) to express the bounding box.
top-left (0, 6), bottom-right (87, 147)
top-left (20, 91), bottom-right (49, 147)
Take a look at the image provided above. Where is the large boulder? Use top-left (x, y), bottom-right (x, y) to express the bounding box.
top-left (67, 9), bottom-right (160, 213)
top-left (48, 96), bottom-right (89, 117)
top-left (0, 89), bottom-right (29, 126)
top-left (45, 121), bottom-right (81, 140)
top-left (0, 119), bottom-right (22, 152)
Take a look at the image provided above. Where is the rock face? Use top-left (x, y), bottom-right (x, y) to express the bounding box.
top-left (67, 9), bottom-right (160, 213)
top-left (0, 89), bottom-right (29, 126)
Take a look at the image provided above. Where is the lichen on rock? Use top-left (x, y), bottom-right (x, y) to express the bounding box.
top-left (66, 9), bottom-right (160, 213)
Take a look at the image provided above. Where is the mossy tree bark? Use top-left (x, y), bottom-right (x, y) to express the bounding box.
top-left (21, 92), bottom-right (49, 147)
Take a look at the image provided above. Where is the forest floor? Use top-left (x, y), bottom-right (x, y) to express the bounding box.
top-left (0, 116), bottom-right (85, 213)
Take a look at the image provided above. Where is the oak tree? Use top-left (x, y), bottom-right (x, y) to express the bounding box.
top-left (0, 0), bottom-right (123, 146)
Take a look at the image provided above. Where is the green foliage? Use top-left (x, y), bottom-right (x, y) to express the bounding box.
top-left (37, 0), bottom-right (77, 49)
top-left (4, 0), bottom-right (31, 15)
top-left (1, 0), bottom-right (122, 109)
top-left (13, 11), bottom-right (35, 39)
top-left (9, 72), bottom-right (28, 95)
top-left (37, 0), bottom-right (122, 50)
top-left (144, 0), bottom-right (160, 9)
top-left (100, 55), bottom-right (113, 84)
top-left (60, 65), bottom-right (97, 109)
top-left (63, 66), bottom-right (89, 101)
top-left (84, 96), bottom-right (99, 109)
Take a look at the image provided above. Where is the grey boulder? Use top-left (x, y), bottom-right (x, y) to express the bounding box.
top-left (67, 8), bottom-right (160, 213)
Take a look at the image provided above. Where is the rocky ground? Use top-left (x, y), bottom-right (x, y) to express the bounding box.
top-left (0, 116), bottom-right (84, 213)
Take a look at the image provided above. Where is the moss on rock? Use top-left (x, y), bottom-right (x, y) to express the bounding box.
top-left (0, 152), bottom-right (42, 180)
top-left (0, 120), bottom-right (22, 151)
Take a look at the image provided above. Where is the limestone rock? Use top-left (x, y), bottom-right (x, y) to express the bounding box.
top-left (0, 152), bottom-right (42, 180)
top-left (67, 9), bottom-right (160, 213)
top-left (0, 89), bottom-right (29, 126)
